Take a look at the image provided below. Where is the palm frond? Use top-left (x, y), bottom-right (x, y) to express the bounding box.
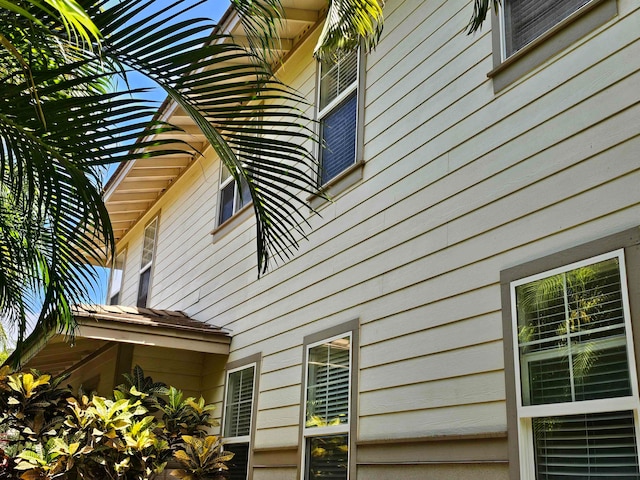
top-left (466, 0), bottom-right (501, 34)
top-left (314, 0), bottom-right (383, 60)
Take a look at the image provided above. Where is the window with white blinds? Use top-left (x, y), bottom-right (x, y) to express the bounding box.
top-left (318, 49), bottom-right (359, 186)
top-left (223, 365), bottom-right (255, 480)
top-left (306, 337), bottom-right (350, 427)
top-left (511, 251), bottom-right (640, 479)
top-left (533, 410), bottom-right (639, 479)
top-left (304, 334), bottom-right (352, 480)
top-left (503, 0), bottom-right (592, 57)
top-left (137, 217), bottom-right (158, 308)
top-left (224, 365), bottom-right (255, 439)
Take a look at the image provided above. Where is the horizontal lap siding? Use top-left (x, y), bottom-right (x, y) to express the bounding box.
top-left (113, 0), bottom-right (640, 453)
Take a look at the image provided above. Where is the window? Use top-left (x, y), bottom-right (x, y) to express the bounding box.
top-left (503, 0), bottom-right (591, 58)
top-left (490, 0), bottom-right (617, 92)
top-left (317, 49), bottom-right (359, 186)
top-left (107, 250), bottom-right (126, 305)
top-left (303, 333), bottom-right (353, 480)
top-left (137, 217), bottom-right (158, 308)
top-left (219, 163), bottom-right (251, 225)
top-left (503, 241), bottom-right (640, 479)
top-left (222, 364), bottom-right (256, 480)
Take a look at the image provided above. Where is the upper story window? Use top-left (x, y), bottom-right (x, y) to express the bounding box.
top-left (490, 0), bottom-right (617, 92)
top-left (503, 0), bottom-right (591, 57)
top-left (107, 250), bottom-right (126, 305)
top-left (222, 364), bottom-right (256, 480)
top-left (137, 216), bottom-right (158, 308)
top-left (318, 49), bottom-right (359, 186)
top-left (303, 333), bottom-right (352, 480)
top-left (219, 163), bottom-right (251, 225)
top-left (504, 247), bottom-right (640, 479)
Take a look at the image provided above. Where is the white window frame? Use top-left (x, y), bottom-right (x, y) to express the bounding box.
top-left (107, 249), bottom-right (127, 305)
top-left (222, 363), bottom-right (257, 445)
top-left (316, 48), bottom-right (360, 187)
top-left (222, 362), bottom-right (257, 480)
top-left (137, 216), bottom-right (158, 308)
top-left (510, 249), bottom-right (640, 479)
top-left (301, 332), bottom-right (353, 480)
top-left (218, 162), bottom-right (250, 226)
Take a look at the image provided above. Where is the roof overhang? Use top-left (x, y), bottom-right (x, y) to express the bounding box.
top-left (11, 305), bottom-right (231, 375)
top-left (101, 0), bottom-right (325, 256)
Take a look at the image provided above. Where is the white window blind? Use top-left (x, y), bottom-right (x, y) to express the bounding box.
top-left (223, 365), bottom-right (255, 480)
top-left (512, 252), bottom-right (640, 479)
top-left (504, 0), bottom-right (591, 57)
top-left (319, 50), bottom-right (357, 112)
top-left (533, 410), bottom-right (639, 479)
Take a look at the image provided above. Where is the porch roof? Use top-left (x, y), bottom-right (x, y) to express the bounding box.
top-left (13, 305), bottom-right (231, 375)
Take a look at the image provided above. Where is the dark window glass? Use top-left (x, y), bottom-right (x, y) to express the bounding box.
top-left (219, 181), bottom-right (236, 224)
top-left (306, 435), bottom-right (348, 480)
top-left (320, 93), bottom-right (357, 185)
top-left (137, 268), bottom-right (150, 308)
top-left (225, 443), bottom-right (249, 480)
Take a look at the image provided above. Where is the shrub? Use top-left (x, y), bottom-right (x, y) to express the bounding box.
top-left (0, 366), bottom-right (231, 480)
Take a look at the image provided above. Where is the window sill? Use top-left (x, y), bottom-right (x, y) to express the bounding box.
top-left (307, 160), bottom-right (364, 210)
top-left (210, 203), bottom-right (253, 243)
top-left (488, 0), bottom-right (617, 93)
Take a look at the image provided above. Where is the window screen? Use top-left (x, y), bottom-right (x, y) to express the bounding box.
top-left (219, 164), bottom-right (251, 225)
top-left (504, 0), bottom-right (591, 56)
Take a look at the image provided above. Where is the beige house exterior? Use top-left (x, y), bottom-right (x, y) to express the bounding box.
top-left (18, 0), bottom-right (640, 478)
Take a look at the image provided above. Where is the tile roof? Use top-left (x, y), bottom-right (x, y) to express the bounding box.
top-left (71, 304), bottom-right (228, 336)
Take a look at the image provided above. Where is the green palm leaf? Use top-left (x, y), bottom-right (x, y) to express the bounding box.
top-left (314, 0), bottom-right (383, 60)
top-left (467, 0), bottom-right (501, 33)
